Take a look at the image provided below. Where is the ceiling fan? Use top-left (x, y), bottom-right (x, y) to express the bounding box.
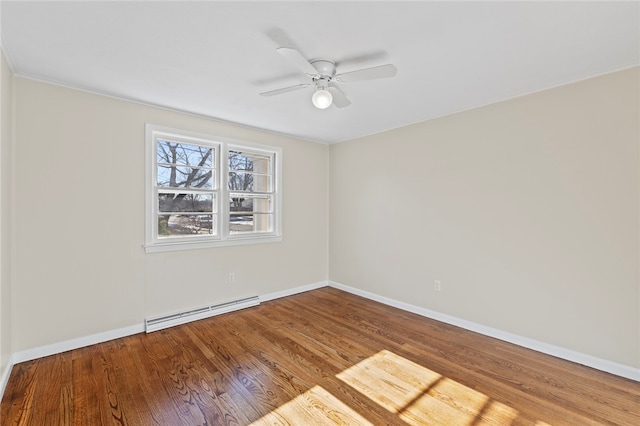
top-left (260, 47), bottom-right (398, 109)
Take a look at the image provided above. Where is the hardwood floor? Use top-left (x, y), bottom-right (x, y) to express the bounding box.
top-left (2, 287), bottom-right (639, 425)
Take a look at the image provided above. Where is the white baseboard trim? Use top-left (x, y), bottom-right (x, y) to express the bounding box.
top-left (12, 323), bottom-right (145, 365)
top-left (0, 354), bottom-right (15, 402)
top-left (7, 281), bottom-right (330, 367)
top-left (6, 279), bottom-right (637, 390)
top-left (260, 280), bottom-right (328, 303)
top-left (329, 281), bottom-right (640, 382)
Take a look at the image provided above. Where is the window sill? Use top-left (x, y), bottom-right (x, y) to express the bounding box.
top-left (144, 235), bottom-right (282, 253)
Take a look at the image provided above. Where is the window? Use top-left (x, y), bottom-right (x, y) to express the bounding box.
top-left (145, 124), bottom-right (281, 252)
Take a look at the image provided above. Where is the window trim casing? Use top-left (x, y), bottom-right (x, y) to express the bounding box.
top-left (145, 124), bottom-right (282, 253)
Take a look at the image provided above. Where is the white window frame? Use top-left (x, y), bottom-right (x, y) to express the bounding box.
top-left (145, 124), bottom-right (282, 253)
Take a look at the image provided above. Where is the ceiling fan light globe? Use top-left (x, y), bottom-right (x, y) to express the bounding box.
top-left (312, 89), bottom-right (333, 109)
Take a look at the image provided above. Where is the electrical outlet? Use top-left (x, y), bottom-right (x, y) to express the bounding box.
top-left (228, 272), bottom-right (235, 284)
top-left (434, 280), bottom-right (442, 292)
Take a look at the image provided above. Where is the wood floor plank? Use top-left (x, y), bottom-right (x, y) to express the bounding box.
top-left (2, 287), bottom-right (639, 425)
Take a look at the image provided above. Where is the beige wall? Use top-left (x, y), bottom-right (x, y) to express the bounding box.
top-left (330, 67), bottom-right (640, 368)
top-left (6, 65), bottom-right (639, 372)
top-left (12, 78), bottom-right (329, 352)
top-left (1, 51), bottom-right (13, 381)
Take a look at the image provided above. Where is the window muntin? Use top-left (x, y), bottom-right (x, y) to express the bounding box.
top-left (146, 124), bottom-right (281, 252)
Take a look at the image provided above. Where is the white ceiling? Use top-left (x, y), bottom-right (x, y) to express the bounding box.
top-left (2, 1), bottom-right (639, 144)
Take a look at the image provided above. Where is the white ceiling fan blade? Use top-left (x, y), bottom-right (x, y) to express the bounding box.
top-left (335, 64), bottom-right (397, 83)
top-left (259, 83), bottom-right (310, 97)
top-left (276, 47), bottom-right (319, 76)
top-left (329, 85), bottom-right (351, 108)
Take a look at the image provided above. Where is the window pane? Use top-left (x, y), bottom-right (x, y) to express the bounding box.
top-left (159, 193), bottom-right (215, 213)
top-left (229, 194), bottom-right (271, 213)
top-left (229, 213), bottom-right (272, 234)
top-left (158, 214), bottom-right (214, 237)
top-left (157, 140), bottom-right (214, 189)
top-left (157, 140), bottom-right (213, 168)
top-left (228, 150), bottom-right (270, 171)
top-left (158, 166), bottom-right (213, 189)
top-left (228, 171), bottom-right (271, 192)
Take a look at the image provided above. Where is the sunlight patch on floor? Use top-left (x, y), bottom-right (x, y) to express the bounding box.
top-left (337, 349), bottom-right (443, 413)
top-left (251, 349), bottom-right (550, 425)
top-left (250, 385), bottom-right (373, 426)
top-left (337, 350), bottom-right (520, 425)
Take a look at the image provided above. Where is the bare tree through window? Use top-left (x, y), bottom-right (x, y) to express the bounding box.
top-left (227, 150), bottom-right (274, 234)
top-left (146, 125), bottom-right (281, 250)
top-left (228, 150), bottom-right (254, 211)
top-left (156, 140), bottom-right (215, 236)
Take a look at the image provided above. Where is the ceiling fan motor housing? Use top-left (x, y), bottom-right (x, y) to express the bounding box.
top-left (310, 59), bottom-right (336, 79)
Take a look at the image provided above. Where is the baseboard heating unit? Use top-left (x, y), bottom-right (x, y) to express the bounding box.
top-left (145, 295), bottom-right (260, 333)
